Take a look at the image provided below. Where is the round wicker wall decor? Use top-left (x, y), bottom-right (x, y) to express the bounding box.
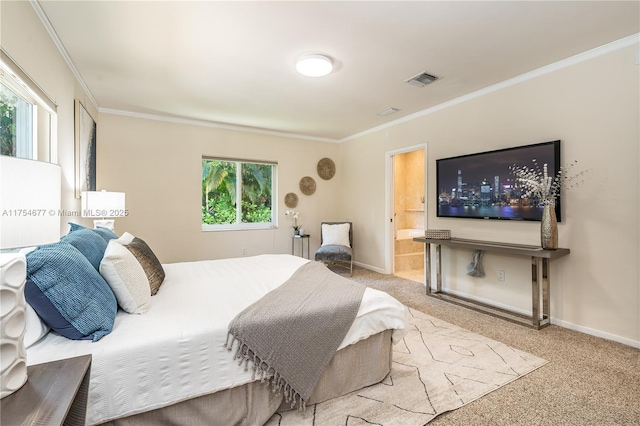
top-left (299, 176), bottom-right (316, 195)
top-left (284, 192), bottom-right (299, 208)
top-left (317, 157), bottom-right (336, 180)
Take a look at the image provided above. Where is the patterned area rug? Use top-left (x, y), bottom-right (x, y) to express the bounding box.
top-left (266, 307), bottom-right (548, 425)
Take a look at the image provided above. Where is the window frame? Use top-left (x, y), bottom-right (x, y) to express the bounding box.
top-left (0, 48), bottom-right (57, 162)
top-left (201, 156), bottom-right (278, 232)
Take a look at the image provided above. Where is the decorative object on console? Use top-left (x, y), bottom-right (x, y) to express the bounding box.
top-left (0, 156), bottom-right (61, 399)
top-left (285, 210), bottom-right (301, 235)
top-left (466, 250), bottom-right (486, 277)
top-left (284, 192), bottom-right (298, 208)
top-left (299, 176), bottom-right (316, 195)
top-left (81, 190), bottom-right (126, 231)
top-left (511, 158), bottom-right (587, 249)
top-left (317, 157), bottom-right (336, 180)
top-left (541, 202), bottom-right (558, 249)
top-left (75, 99), bottom-right (97, 198)
top-left (425, 229), bottom-right (451, 240)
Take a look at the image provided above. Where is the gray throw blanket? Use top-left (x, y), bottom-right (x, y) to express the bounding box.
top-left (225, 261), bottom-right (366, 409)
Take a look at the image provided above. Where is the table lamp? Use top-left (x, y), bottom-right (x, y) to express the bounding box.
top-left (81, 190), bottom-right (126, 231)
top-left (0, 155), bottom-right (61, 398)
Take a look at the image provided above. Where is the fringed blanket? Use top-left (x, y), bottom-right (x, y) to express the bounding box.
top-left (225, 261), bottom-right (366, 409)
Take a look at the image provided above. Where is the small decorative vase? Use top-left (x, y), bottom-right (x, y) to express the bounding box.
top-left (293, 229), bottom-right (300, 236)
top-left (541, 202), bottom-right (558, 250)
top-left (299, 228), bottom-right (305, 236)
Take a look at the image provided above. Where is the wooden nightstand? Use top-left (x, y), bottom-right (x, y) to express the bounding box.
top-left (1, 354), bottom-right (92, 426)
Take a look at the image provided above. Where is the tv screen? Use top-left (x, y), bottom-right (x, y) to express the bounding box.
top-left (436, 140), bottom-right (561, 221)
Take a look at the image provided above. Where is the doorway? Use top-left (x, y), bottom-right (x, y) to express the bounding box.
top-left (385, 144), bottom-right (427, 282)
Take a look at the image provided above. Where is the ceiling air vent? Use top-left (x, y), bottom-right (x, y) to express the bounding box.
top-left (405, 71), bottom-right (439, 88)
top-left (377, 107), bottom-right (400, 117)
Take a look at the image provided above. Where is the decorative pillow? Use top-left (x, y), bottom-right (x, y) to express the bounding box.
top-left (94, 226), bottom-right (119, 242)
top-left (60, 228), bottom-right (108, 270)
top-left (25, 242), bottom-right (117, 341)
top-left (100, 240), bottom-right (151, 314)
top-left (68, 222), bottom-right (118, 243)
top-left (321, 223), bottom-right (351, 248)
top-left (24, 302), bottom-right (50, 348)
top-left (118, 232), bottom-right (165, 296)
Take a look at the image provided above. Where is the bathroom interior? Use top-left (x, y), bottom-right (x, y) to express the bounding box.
top-left (393, 149), bottom-right (425, 283)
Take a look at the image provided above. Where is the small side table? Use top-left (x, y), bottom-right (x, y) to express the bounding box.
top-left (1, 354), bottom-right (92, 426)
top-left (291, 234), bottom-right (311, 259)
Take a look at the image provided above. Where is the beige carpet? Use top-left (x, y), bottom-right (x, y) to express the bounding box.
top-left (266, 307), bottom-right (547, 425)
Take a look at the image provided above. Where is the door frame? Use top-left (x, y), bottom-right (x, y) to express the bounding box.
top-left (384, 143), bottom-right (428, 274)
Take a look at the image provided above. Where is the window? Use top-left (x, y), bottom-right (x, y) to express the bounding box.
top-left (0, 49), bottom-right (57, 161)
top-left (1, 78), bottom-right (34, 158)
top-left (202, 157), bottom-right (277, 231)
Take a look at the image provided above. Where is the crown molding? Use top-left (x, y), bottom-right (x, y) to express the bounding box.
top-left (29, 0), bottom-right (100, 112)
top-left (99, 108), bottom-right (341, 144)
top-left (340, 33), bottom-right (640, 143)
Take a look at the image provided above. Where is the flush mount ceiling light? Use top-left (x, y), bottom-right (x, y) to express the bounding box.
top-left (296, 54), bottom-right (333, 77)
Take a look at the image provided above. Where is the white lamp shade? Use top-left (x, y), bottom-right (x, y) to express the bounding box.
top-left (81, 191), bottom-right (126, 218)
top-left (0, 156), bottom-right (62, 249)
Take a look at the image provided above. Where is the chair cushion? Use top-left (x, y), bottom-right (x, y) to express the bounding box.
top-left (315, 244), bottom-right (353, 262)
top-left (321, 223), bottom-right (351, 247)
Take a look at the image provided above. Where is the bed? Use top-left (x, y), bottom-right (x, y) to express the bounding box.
top-left (26, 252), bottom-right (409, 425)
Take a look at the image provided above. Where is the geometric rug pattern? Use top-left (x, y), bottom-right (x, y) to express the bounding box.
top-left (267, 308), bottom-right (548, 425)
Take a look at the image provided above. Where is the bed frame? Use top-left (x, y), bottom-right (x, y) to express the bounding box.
top-left (101, 330), bottom-right (392, 425)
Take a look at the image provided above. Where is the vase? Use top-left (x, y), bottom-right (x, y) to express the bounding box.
top-left (541, 203), bottom-right (558, 250)
top-left (293, 229), bottom-right (300, 236)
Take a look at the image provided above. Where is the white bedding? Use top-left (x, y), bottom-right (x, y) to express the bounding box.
top-left (26, 254), bottom-right (409, 425)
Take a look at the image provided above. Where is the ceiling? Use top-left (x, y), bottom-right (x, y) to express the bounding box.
top-left (36, 1), bottom-right (639, 142)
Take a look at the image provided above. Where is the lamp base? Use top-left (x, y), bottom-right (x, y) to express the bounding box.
top-left (0, 253), bottom-right (28, 399)
top-left (94, 219), bottom-right (115, 231)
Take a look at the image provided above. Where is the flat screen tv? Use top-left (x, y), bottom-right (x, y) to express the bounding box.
top-left (436, 140), bottom-right (561, 221)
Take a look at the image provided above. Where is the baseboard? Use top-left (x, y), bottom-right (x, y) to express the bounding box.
top-left (353, 261), bottom-right (386, 274)
top-left (551, 318), bottom-right (640, 349)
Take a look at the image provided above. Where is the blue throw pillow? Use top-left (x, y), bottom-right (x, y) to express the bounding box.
top-left (94, 226), bottom-right (118, 242)
top-left (26, 242), bottom-right (117, 342)
top-left (61, 228), bottom-right (108, 270)
top-left (25, 279), bottom-right (87, 340)
top-left (68, 222), bottom-right (118, 243)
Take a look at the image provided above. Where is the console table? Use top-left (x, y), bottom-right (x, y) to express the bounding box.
top-left (413, 237), bottom-right (570, 329)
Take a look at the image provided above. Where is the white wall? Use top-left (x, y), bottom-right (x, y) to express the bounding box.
top-left (0, 1), bottom-right (97, 235)
top-left (339, 44), bottom-right (640, 346)
top-left (97, 113), bottom-right (341, 263)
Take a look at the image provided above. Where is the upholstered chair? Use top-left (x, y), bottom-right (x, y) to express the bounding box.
top-left (314, 222), bottom-right (353, 276)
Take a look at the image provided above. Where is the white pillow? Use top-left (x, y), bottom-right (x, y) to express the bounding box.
top-left (100, 239), bottom-right (151, 314)
top-left (321, 223), bottom-right (351, 247)
top-left (24, 303), bottom-right (50, 348)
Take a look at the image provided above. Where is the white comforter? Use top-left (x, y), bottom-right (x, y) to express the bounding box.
top-left (27, 254), bottom-right (409, 425)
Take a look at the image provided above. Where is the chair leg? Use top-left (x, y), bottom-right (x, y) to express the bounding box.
top-left (350, 260), bottom-right (353, 276)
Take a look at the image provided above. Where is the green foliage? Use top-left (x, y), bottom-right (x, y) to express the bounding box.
top-left (241, 200), bottom-right (272, 223)
top-left (202, 159), bottom-right (273, 225)
top-left (202, 191), bottom-right (236, 225)
top-left (0, 89), bottom-right (17, 157)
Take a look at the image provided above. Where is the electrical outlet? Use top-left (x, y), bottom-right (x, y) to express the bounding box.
top-left (241, 248), bottom-right (247, 256)
top-left (497, 270), bottom-right (505, 282)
